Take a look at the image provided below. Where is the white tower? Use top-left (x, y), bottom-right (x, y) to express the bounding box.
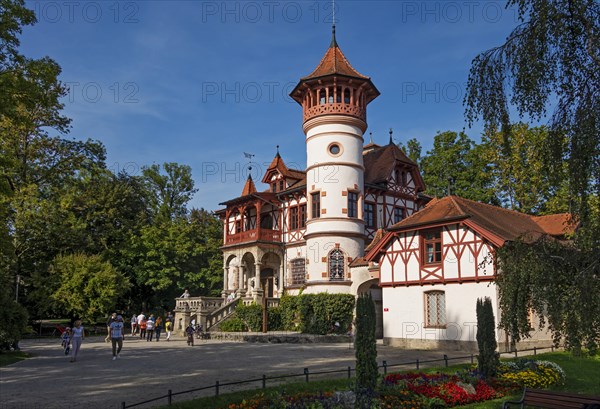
top-left (290, 27), bottom-right (379, 293)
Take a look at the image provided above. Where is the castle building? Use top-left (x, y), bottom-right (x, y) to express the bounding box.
top-left (184, 28), bottom-right (573, 350)
top-left (216, 27), bottom-right (428, 336)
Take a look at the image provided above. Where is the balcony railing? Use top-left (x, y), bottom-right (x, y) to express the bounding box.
top-left (225, 228), bottom-right (282, 245)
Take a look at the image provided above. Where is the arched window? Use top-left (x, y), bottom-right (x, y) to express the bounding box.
top-left (336, 87), bottom-right (342, 103)
top-left (290, 258), bottom-right (306, 285)
top-left (328, 249), bottom-right (345, 280)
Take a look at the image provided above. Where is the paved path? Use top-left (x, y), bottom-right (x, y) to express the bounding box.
top-left (0, 335), bottom-right (473, 409)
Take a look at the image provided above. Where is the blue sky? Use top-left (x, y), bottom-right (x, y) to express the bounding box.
top-left (20, 0), bottom-right (520, 210)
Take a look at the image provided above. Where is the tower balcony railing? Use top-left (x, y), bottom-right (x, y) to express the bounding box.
top-left (225, 228), bottom-right (282, 245)
top-left (303, 102), bottom-right (366, 122)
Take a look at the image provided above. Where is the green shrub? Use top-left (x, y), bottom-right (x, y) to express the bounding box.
top-left (219, 316), bottom-right (247, 332)
top-left (280, 293), bottom-right (354, 335)
top-left (236, 303), bottom-right (262, 332)
top-left (267, 306), bottom-right (283, 331)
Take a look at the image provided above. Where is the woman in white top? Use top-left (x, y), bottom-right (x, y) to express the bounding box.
top-left (70, 320), bottom-right (84, 362)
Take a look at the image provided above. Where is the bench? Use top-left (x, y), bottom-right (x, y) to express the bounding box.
top-left (503, 388), bottom-right (600, 408)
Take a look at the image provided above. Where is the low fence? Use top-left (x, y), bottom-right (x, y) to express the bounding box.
top-left (121, 344), bottom-right (561, 408)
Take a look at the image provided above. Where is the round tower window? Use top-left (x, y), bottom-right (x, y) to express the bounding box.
top-left (329, 143), bottom-right (341, 155)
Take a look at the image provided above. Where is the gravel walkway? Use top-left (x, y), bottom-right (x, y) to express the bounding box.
top-left (0, 335), bottom-right (473, 409)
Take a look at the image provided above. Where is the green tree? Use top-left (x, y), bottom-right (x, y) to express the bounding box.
top-left (466, 1), bottom-right (599, 356)
top-left (495, 237), bottom-right (600, 355)
top-left (354, 292), bottom-right (377, 409)
top-left (142, 163), bottom-right (198, 222)
top-left (50, 253), bottom-right (130, 322)
top-left (476, 297), bottom-right (499, 378)
top-left (481, 123), bottom-right (569, 214)
top-left (398, 138), bottom-right (422, 165)
top-left (464, 0), bottom-right (599, 222)
top-left (420, 131), bottom-right (497, 203)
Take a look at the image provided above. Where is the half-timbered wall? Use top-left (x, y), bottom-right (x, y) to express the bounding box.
top-left (379, 223), bottom-right (495, 286)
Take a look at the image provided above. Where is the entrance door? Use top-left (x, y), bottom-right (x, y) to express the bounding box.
top-left (261, 268), bottom-right (274, 298)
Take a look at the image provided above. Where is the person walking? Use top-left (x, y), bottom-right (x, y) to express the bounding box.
top-left (154, 317), bottom-right (163, 341)
top-left (165, 318), bottom-right (172, 341)
top-left (139, 317), bottom-right (147, 340)
top-left (109, 315), bottom-right (124, 361)
top-left (104, 313), bottom-right (116, 343)
top-left (146, 315), bottom-right (155, 341)
top-left (130, 314), bottom-right (137, 336)
top-left (70, 320), bottom-right (84, 362)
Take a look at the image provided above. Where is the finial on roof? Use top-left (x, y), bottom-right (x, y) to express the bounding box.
top-left (276, 145), bottom-right (280, 156)
top-left (369, 131), bottom-right (373, 144)
top-left (330, 24), bottom-right (338, 48)
top-left (389, 128), bottom-right (393, 145)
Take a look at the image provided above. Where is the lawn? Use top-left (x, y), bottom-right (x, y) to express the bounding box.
top-left (158, 352), bottom-right (600, 409)
top-left (0, 350), bottom-right (31, 367)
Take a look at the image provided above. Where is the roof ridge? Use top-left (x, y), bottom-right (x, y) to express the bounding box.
top-left (449, 195), bottom-right (468, 216)
top-left (457, 196), bottom-right (538, 221)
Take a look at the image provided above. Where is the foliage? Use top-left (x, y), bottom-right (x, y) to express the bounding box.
top-left (0, 275), bottom-right (28, 350)
top-left (495, 236), bottom-right (600, 354)
top-left (280, 293), bottom-right (354, 335)
top-left (354, 292), bottom-right (377, 408)
top-left (464, 0), bottom-right (599, 223)
top-left (476, 297), bottom-right (499, 378)
top-left (235, 303), bottom-right (263, 332)
top-left (420, 131), bottom-right (497, 203)
top-left (398, 138), bottom-right (422, 165)
top-left (142, 162), bottom-right (198, 222)
top-left (219, 316), bottom-right (247, 332)
top-left (480, 124), bottom-right (569, 214)
top-left (49, 253), bottom-right (131, 322)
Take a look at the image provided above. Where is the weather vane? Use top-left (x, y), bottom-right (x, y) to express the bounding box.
top-left (243, 152), bottom-right (255, 171)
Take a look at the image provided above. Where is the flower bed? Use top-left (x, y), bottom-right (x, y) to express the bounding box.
top-left (221, 360), bottom-right (565, 409)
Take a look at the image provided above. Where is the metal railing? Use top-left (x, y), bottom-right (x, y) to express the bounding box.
top-left (121, 344), bottom-right (561, 408)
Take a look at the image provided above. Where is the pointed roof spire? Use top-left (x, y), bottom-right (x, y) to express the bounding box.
top-left (241, 174), bottom-right (257, 196)
top-left (369, 131), bottom-right (373, 144)
top-left (389, 128), bottom-right (394, 145)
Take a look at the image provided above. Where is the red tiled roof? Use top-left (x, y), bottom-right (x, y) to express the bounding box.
top-left (241, 175), bottom-right (257, 196)
top-left (301, 39), bottom-right (370, 81)
top-left (261, 153), bottom-right (305, 184)
top-left (349, 257), bottom-right (369, 267)
top-left (363, 143), bottom-right (424, 190)
top-left (390, 196), bottom-right (575, 244)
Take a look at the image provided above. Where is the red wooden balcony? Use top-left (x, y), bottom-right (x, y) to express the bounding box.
top-left (225, 228), bottom-right (282, 245)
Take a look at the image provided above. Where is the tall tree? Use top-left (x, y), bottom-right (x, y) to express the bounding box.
top-left (142, 163), bottom-right (198, 222)
top-left (480, 123), bottom-right (570, 214)
top-left (398, 138), bottom-right (422, 165)
top-left (466, 1), bottom-right (600, 355)
top-left (464, 0), bottom-right (599, 222)
top-left (420, 131), bottom-right (497, 203)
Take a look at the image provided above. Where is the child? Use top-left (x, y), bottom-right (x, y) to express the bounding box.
top-left (61, 327), bottom-right (71, 355)
top-left (185, 323), bottom-right (195, 346)
top-left (165, 318), bottom-right (172, 341)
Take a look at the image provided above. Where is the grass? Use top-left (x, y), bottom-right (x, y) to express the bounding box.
top-left (0, 350), bottom-right (31, 367)
top-left (156, 352), bottom-right (599, 409)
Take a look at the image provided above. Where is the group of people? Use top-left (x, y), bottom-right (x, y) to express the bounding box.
top-left (129, 312), bottom-right (174, 342)
top-left (60, 310), bottom-right (177, 362)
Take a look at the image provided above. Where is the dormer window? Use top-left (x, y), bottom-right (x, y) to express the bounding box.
top-left (271, 183), bottom-right (277, 193)
top-left (279, 180), bottom-right (284, 191)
